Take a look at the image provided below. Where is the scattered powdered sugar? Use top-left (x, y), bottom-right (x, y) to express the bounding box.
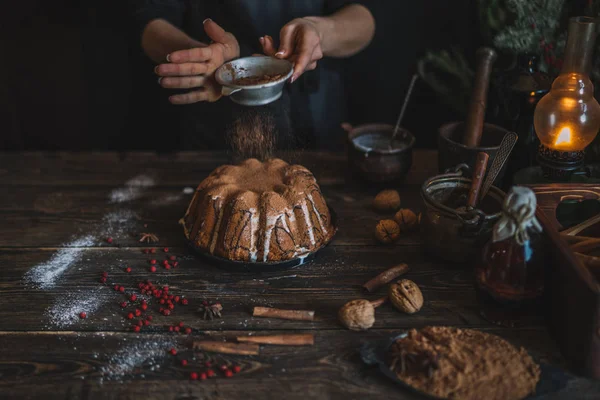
top-left (150, 194), bottom-right (183, 206)
top-left (100, 337), bottom-right (177, 380)
top-left (101, 209), bottom-right (140, 237)
top-left (45, 286), bottom-right (110, 328)
top-left (24, 235), bottom-right (96, 289)
top-left (109, 174), bottom-right (155, 203)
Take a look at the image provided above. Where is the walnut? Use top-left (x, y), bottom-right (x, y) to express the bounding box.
top-left (389, 279), bottom-right (423, 314)
top-left (373, 190), bottom-right (401, 212)
top-left (394, 209), bottom-right (418, 231)
top-left (375, 219), bottom-right (400, 244)
top-left (338, 298), bottom-right (386, 331)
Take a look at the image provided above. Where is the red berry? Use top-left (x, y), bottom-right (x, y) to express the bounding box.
top-left (207, 369), bottom-right (215, 377)
top-left (119, 286), bottom-right (125, 293)
top-left (162, 260), bottom-right (169, 266)
top-left (143, 319), bottom-right (150, 326)
top-left (163, 247), bottom-right (169, 252)
top-left (168, 326), bottom-right (173, 332)
top-left (169, 255), bottom-right (176, 261)
top-left (181, 359), bottom-right (188, 366)
top-left (127, 313), bottom-right (134, 320)
top-left (175, 296), bottom-right (181, 303)
top-left (100, 277), bottom-right (107, 283)
top-left (182, 299), bottom-right (189, 305)
top-left (185, 327), bottom-right (192, 335)
top-left (163, 286), bottom-right (169, 291)
top-left (106, 237), bottom-right (113, 244)
top-left (174, 326), bottom-right (180, 332)
top-left (132, 325), bottom-right (140, 332)
top-left (173, 261), bottom-right (179, 267)
top-left (160, 299), bottom-right (165, 305)
top-left (178, 321), bottom-right (184, 328)
top-left (220, 365), bottom-right (228, 371)
top-left (200, 372), bottom-right (207, 380)
top-left (102, 271), bottom-right (108, 277)
top-left (163, 309), bottom-right (171, 316)
top-left (79, 312), bottom-right (87, 319)
top-left (146, 315), bottom-right (153, 321)
top-left (224, 370), bottom-right (233, 378)
top-left (126, 267), bottom-right (132, 273)
top-left (205, 361), bottom-right (212, 367)
top-left (202, 300), bottom-right (208, 306)
top-left (165, 265), bottom-right (171, 270)
top-left (150, 266), bottom-right (157, 273)
top-left (233, 365), bottom-right (241, 373)
top-left (114, 285), bottom-right (120, 291)
top-left (120, 302), bottom-right (127, 308)
top-left (150, 259), bottom-right (156, 264)
top-left (141, 303), bottom-right (148, 311)
top-left (135, 309), bottom-right (142, 316)
top-left (168, 303), bottom-right (175, 310)
top-left (143, 249), bottom-right (149, 254)
top-left (130, 294), bottom-right (137, 301)
top-left (159, 307), bottom-right (164, 313)
top-left (169, 348), bottom-right (177, 355)
top-left (190, 372), bottom-right (198, 380)
top-left (137, 319), bottom-right (143, 327)
top-left (150, 248), bottom-right (156, 254)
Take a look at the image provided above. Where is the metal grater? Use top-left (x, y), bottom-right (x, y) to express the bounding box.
top-left (479, 132), bottom-right (518, 200)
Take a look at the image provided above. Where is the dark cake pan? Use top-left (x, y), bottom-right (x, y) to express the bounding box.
top-left (186, 207), bottom-right (338, 272)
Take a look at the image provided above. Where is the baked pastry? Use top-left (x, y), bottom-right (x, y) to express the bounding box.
top-left (181, 158), bottom-right (335, 262)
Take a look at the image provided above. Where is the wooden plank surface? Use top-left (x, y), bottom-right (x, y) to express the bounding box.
top-left (0, 150), bottom-right (598, 399)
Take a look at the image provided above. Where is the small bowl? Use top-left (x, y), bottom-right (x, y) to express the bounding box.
top-left (346, 123), bottom-right (415, 183)
top-left (215, 56), bottom-right (294, 106)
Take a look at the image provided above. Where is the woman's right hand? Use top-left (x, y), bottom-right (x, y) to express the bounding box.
top-left (155, 19), bottom-right (240, 104)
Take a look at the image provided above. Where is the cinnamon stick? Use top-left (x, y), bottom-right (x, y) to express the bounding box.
top-left (237, 334), bottom-right (314, 346)
top-left (575, 252), bottom-right (600, 270)
top-left (363, 263), bottom-right (409, 292)
top-left (571, 238), bottom-right (600, 254)
top-left (193, 341), bottom-right (259, 355)
top-left (252, 307), bottom-right (315, 321)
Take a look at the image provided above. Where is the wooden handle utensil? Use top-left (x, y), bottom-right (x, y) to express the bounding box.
top-left (467, 152), bottom-right (490, 208)
top-left (463, 47), bottom-right (497, 148)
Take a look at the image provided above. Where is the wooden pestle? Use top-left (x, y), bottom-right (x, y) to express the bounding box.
top-left (463, 47), bottom-right (497, 148)
top-left (467, 152), bottom-right (490, 208)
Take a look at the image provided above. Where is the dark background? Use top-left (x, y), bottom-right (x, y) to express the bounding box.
top-left (0, 1), bottom-right (479, 151)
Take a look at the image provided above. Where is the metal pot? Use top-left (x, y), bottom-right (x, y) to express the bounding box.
top-left (346, 123), bottom-right (415, 183)
top-left (421, 165), bottom-right (505, 263)
top-left (215, 56), bottom-right (293, 106)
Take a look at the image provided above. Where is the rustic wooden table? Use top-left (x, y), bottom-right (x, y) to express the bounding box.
top-left (1, 150), bottom-right (599, 399)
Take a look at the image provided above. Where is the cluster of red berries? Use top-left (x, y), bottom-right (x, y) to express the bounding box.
top-left (148, 254), bottom-right (178, 272)
top-left (137, 280), bottom-right (188, 317)
top-left (167, 321), bottom-right (193, 335)
top-left (539, 39), bottom-right (563, 72)
top-left (99, 271), bottom-right (108, 284)
top-left (142, 248), bottom-right (157, 254)
top-left (167, 352), bottom-right (242, 380)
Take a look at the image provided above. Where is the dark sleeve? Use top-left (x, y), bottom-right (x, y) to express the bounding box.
top-left (128, 0), bottom-right (186, 41)
top-left (324, 0), bottom-right (369, 14)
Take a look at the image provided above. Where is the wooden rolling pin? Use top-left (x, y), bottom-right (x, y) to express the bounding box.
top-left (463, 47), bottom-right (497, 148)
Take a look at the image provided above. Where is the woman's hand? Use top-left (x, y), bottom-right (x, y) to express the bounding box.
top-left (155, 19), bottom-right (239, 104)
top-left (259, 18), bottom-right (325, 83)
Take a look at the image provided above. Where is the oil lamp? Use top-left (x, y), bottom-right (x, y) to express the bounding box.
top-left (533, 16), bottom-right (600, 180)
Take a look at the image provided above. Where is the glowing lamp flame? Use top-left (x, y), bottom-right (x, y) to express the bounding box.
top-left (554, 126), bottom-right (573, 148)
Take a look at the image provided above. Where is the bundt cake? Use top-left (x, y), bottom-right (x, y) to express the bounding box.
top-left (181, 158), bottom-right (335, 262)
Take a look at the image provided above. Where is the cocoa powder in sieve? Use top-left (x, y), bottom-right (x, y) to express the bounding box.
top-left (388, 326), bottom-right (540, 400)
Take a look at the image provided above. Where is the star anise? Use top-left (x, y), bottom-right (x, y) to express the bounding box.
top-left (197, 301), bottom-right (223, 320)
top-left (139, 233), bottom-right (159, 243)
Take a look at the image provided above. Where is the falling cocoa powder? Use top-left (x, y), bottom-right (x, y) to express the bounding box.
top-left (388, 326), bottom-right (540, 400)
top-left (227, 111), bottom-right (276, 161)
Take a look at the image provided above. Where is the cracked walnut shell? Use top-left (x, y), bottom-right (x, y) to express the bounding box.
top-left (389, 279), bottom-right (423, 314)
top-left (373, 190), bottom-right (401, 212)
top-left (375, 219), bottom-right (400, 244)
top-left (394, 209), bottom-right (418, 231)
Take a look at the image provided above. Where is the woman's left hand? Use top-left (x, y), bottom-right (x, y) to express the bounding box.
top-left (259, 18), bottom-right (324, 83)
